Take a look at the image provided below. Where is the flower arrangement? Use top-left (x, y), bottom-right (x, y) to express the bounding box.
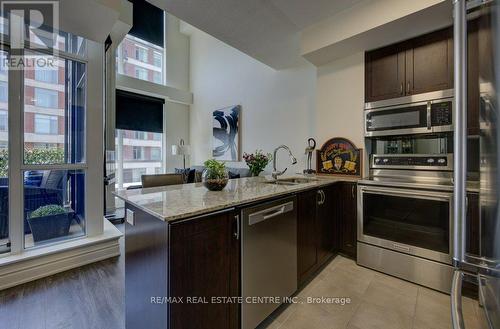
top-left (243, 150), bottom-right (272, 177)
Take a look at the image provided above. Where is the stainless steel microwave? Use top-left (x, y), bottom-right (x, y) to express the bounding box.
top-left (364, 90), bottom-right (454, 137)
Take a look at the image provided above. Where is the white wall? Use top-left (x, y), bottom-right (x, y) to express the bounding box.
top-left (189, 28), bottom-right (317, 172)
top-left (165, 101), bottom-right (190, 172)
top-left (316, 52), bottom-right (365, 150)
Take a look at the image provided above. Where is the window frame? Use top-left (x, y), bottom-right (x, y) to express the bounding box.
top-left (1, 35), bottom-right (105, 255)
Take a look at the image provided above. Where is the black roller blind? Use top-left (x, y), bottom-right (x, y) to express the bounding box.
top-left (128, 0), bottom-right (164, 48)
top-left (116, 90), bottom-right (164, 133)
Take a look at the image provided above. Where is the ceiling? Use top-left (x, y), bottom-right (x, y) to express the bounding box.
top-left (156, 0), bottom-right (362, 69)
top-left (270, 0), bottom-right (364, 30)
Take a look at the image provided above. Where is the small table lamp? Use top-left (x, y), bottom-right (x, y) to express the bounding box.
top-left (171, 139), bottom-right (191, 170)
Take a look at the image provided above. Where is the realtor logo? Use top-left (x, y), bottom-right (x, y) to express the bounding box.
top-left (1, 0), bottom-right (59, 70)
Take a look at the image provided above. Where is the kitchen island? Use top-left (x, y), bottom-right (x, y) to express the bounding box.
top-left (115, 175), bottom-right (358, 329)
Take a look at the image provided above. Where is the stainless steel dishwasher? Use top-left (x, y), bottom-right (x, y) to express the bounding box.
top-left (241, 195), bottom-right (297, 329)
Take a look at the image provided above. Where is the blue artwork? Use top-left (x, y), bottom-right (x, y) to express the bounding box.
top-left (212, 105), bottom-right (240, 161)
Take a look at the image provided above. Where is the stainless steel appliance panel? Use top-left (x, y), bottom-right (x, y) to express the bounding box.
top-left (358, 242), bottom-right (454, 293)
top-left (452, 1), bottom-right (500, 328)
top-left (241, 196), bottom-right (297, 329)
top-left (358, 184), bottom-right (453, 264)
top-left (364, 91), bottom-right (454, 137)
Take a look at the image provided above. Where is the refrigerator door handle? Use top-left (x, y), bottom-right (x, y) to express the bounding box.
top-left (453, 0), bottom-right (468, 264)
top-left (451, 270), bottom-right (465, 329)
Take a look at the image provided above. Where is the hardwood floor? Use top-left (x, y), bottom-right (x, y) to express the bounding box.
top-left (0, 224), bottom-right (124, 329)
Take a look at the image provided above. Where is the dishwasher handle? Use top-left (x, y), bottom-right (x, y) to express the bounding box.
top-left (248, 201), bottom-right (294, 226)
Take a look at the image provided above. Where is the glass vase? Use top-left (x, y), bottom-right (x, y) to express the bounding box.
top-left (202, 168), bottom-right (229, 191)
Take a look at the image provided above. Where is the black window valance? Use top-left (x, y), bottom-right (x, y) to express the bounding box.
top-left (128, 0), bottom-right (165, 48)
top-left (116, 89), bottom-right (164, 133)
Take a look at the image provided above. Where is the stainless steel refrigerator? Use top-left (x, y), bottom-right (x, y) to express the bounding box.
top-left (452, 0), bottom-right (500, 328)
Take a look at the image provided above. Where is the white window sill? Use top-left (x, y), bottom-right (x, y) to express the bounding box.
top-left (0, 220), bottom-right (122, 289)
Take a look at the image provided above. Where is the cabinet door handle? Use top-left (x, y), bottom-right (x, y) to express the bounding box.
top-left (233, 214), bottom-right (240, 240)
top-left (351, 185), bottom-right (355, 198)
top-left (407, 82), bottom-right (410, 94)
top-left (317, 190), bottom-right (322, 205)
top-left (400, 83), bottom-right (403, 95)
top-left (317, 190), bottom-right (325, 205)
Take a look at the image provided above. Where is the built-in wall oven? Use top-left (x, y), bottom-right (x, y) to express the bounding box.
top-left (360, 90), bottom-right (457, 293)
top-left (358, 185), bottom-right (453, 265)
top-left (364, 89), bottom-right (454, 137)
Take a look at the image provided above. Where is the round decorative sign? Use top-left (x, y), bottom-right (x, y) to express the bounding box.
top-left (316, 137), bottom-right (362, 177)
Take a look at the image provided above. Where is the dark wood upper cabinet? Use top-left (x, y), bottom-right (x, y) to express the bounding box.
top-left (365, 28), bottom-right (453, 103)
top-left (365, 46), bottom-right (406, 102)
top-left (406, 28), bottom-right (453, 95)
top-left (340, 182), bottom-right (357, 259)
top-left (169, 210), bottom-right (239, 329)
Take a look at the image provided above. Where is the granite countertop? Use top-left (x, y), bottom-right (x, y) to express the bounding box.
top-left (114, 175), bottom-right (358, 222)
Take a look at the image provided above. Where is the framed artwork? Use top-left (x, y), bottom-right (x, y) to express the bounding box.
top-left (316, 137), bottom-right (362, 177)
top-left (212, 105), bottom-right (241, 161)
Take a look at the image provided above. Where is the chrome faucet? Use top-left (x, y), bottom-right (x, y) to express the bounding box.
top-left (272, 145), bottom-right (297, 180)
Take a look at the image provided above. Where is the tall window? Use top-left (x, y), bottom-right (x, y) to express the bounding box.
top-left (22, 52), bottom-right (87, 248)
top-left (0, 26), bottom-right (94, 255)
top-left (116, 12), bottom-right (165, 86)
top-left (35, 88), bottom-right (59, 108)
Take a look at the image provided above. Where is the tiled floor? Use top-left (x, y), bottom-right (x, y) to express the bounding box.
top-left (261, 256), bottom-right (488, 329)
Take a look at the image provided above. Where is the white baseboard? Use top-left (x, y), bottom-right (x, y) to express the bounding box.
top-left (0, 221), bottom-right (122, 290)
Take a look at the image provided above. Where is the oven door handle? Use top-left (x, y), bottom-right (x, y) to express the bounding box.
top-left (359, 186), bottom-right (452, 202)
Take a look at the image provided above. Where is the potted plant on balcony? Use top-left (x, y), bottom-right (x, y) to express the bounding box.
top-left (202, 159), bottom-right (229, 191)
top-left (243, 150), bottom-right (272, 177)
top-left (27, 204), bottom-right (74, 242)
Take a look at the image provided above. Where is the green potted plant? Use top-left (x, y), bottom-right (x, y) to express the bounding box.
top-left (27, 204), bottom-right (74, 242)
top-left (243, 150), bottom-right (272, 176)
top-left (202, 159), bottom-right (229, 191)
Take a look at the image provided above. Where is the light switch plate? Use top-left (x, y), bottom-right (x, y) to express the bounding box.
top-left (126, 209), bottom-right (135, 226)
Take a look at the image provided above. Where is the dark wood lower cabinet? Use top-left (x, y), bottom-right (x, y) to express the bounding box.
top-left (297, 189), bottom-right (319, 286)
top-left (169, 210), bottom-right (239, 329)
top-left (339, 182), bottom-right (357, 259)
top-left (316, 184), bottom-right (338, 266)
top-left (297, 183), bottom-right (357, 287)
top-left (125, 205), bottom-right (239, 329)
